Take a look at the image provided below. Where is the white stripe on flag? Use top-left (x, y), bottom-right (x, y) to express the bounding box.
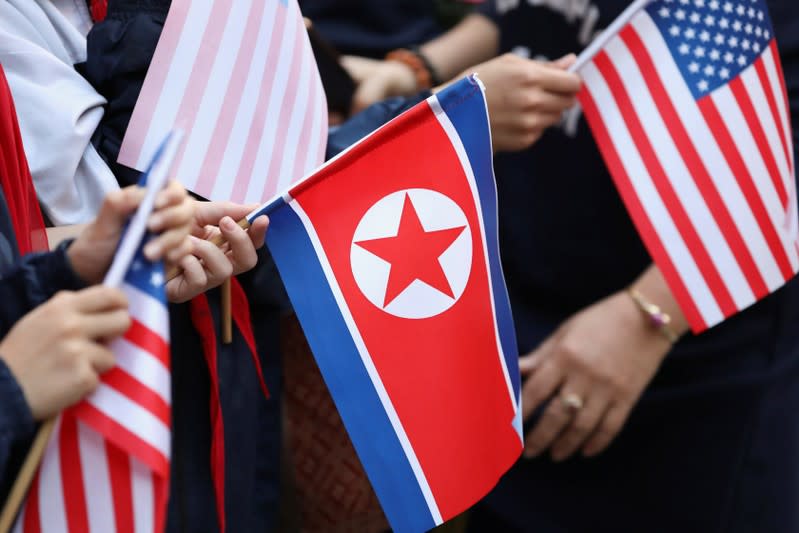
top-left (37, 417), bottom-right (68, 531)
top-left (711, 86), bottom-right (799, 271)
top-left (289, 199), bottom-right (444, 526)
top-left (274, 48), bottom-right (313, 195)
top-left (135, 0), bottom-right (214, 170)
top-left (209, 0), bottom-right (280, 201)
top-left (305, 77), bottom-right (326, 174)
top-left (631, 14), bottom-right (785, 291)
top-left (124, 283), bottom-right (170, 341)
top-left (244, 4), bottom-right (300, 202)
top-left (604, 35), bottom-right (755, 307)
top-left (428, 96), bottom-right (518, 418)
top-left (88, 384), bottom-right (171, 459)
top-left (762, 46), bottom-right (795, 173)
top-left (172, 0), bottom-right (252, 191)
top-left (582, 61), bottom-right (724, 323)
top-left (741, 65), bottom-right (793, 210)
top-left (110, 337), bottom-right (171, 403)
top-left (131, 457), bottom-right (155, 533)
top-left (78, 422), bottom-right (116, 532)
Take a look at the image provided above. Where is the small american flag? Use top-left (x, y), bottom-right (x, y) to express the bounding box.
top-left (578, 0), bottom-right (798, 331)
top-left (13, 135), bottom-right (179, 533)
top-left (119, 0), bottom-right (328, 204)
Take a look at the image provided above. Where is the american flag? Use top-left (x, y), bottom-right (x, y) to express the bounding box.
top-left (118, 0), bottom-right (328, 204)
top-left (578, 0), bottom-right (798, 331)
top-left (13, 136), bottom-right (178, 533)
top-left (14, 248), bottom-right (170, 533)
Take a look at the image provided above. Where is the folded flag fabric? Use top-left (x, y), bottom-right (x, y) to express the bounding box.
top-left (576, 0), bottom-right (798, 331)
top-left (14, 134), bottom-right (180, 533)
top-left (255, 76), bottom-right (522, 532)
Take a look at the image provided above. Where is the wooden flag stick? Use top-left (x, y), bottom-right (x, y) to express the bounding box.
top-left (221, 278), bottom-right (233, 344)
top-left (0, 417), bottom-right (56, 533)
top-left (165, 217), bottom-right (251, 344)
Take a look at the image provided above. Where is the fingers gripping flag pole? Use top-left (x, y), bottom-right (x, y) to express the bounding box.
top-left (9, 133), bottom-right (181, 533)
top-left (244, 77), bottom-right (523, 532)
top-left (572, 0), bottom-right (798, 331)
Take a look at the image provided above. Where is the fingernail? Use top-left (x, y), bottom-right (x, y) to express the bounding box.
top-left (221, 217), bottom-right (235, 230)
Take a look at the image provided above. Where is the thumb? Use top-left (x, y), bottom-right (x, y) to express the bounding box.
top-left (550, 53), bottom-right (578, 71)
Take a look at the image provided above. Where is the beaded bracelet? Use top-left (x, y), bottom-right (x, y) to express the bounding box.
top-left (385, 47), bottom-right (441, 90)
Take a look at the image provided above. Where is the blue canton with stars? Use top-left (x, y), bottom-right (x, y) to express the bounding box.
top-left (125, 237), bottom-right (167, 303)
top-left (646, 0), bottom-right (775, 100)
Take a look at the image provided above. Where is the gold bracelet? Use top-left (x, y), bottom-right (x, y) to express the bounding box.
top-left (626, 288), bottom-right (680, 343)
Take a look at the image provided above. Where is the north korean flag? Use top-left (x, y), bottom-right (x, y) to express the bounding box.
top-left (260, 77), bottom-right (522, 532)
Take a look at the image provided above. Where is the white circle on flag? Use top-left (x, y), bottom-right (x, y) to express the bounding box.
top-left (350, 188), bottom-right (473, 319)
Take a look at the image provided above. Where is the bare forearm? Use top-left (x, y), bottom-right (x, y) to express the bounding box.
top-left (419, 14), bottom-right (500, 82)
top-left (46, 225), bottom-right (86, 250)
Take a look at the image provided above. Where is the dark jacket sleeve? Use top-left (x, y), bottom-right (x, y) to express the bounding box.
top-left (326, 92), bottom-right (432, 159)
top-left (0, 242), bottom-right (86, 337)
top-left (0, 357), bottom-right (36, 502)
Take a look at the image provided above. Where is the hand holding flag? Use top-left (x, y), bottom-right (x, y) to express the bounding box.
top-left (2, 133), bottom-right (184, 533)
top-left (573, 0), bottom-right (798, 331)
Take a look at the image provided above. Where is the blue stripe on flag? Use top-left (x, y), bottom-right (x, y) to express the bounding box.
top-left (266, 199), bottom-right (437, 533)
top-left (436, 77), bottom-right (521, 403)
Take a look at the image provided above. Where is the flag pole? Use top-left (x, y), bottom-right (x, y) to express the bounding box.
top-left (221, 279), bottom-right (233, 344)
top-left (568, 0), bottom-right (653, 73)
top-left (0, 418), bottom-right (56, 533)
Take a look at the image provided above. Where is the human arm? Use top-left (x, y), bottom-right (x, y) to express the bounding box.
top-left (0, 285), bottom-right (131, 421)
top-left (0, 181), bottom-right (193, 336)
top-left (0, 284), bottom-right (131, 495)
top-left (65, 180), bottom-right (195, 285)
top-left (519, 265), bottom-right (690, 461)
top-left (345, 13), bottom-right (500, 112)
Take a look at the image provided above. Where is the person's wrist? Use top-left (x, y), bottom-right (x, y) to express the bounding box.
top-left (66, 237), bottom-right (102, 285)
top-left (384, 48), bottom-right (439, 91)
top-left (625, 286), bottom-right (686, 345)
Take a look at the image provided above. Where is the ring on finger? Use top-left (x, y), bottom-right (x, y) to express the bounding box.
top-left (560, 392), bottom-right (584, 413)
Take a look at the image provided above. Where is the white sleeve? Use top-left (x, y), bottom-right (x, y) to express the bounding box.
top-left (0, 0), bottom-right (119, 226)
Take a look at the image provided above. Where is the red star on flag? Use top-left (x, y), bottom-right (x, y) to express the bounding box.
top-left (355, 193), bottom-right (466, 308)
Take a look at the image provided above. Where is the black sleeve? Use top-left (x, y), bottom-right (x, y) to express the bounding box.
top-left (326, 92), bottom-right (432, 159)
top-left (0, 358), bottom-right (36, 502)
top-left (0, 242), bottom-right (86, 337)
top-left (476, 0), bottom-right (499, 24)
